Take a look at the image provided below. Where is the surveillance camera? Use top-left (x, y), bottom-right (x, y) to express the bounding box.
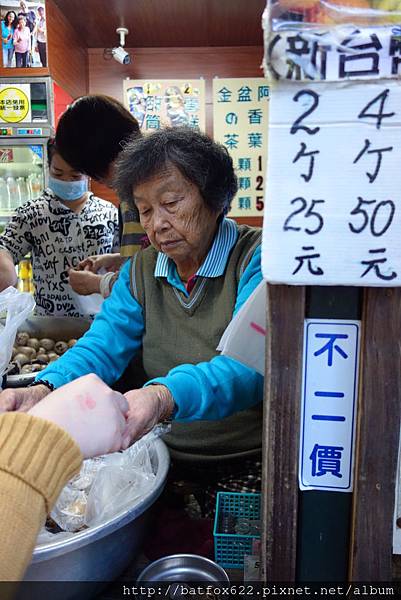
top-left (112, 46), bottom-right (131, 65)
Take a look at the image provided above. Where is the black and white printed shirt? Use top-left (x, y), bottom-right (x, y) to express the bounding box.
top-left (0, 189), bottom-right (119, 317)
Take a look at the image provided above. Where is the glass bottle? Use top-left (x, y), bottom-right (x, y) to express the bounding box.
top-left (30, 174), bottom-right (42, 200)
top-left (17, 177), bottom-right (30, 204)
top-left (0, 177), bottom-right (10, 211)
top-left (6, 176), bottom-right (20, 209)
top-left (17, 258), bottom-right (31, 293)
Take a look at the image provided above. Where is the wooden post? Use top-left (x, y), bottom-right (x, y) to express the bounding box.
top-left (262, 285), bottom-right (401, 580)
top-left (261, 283), bottom-right (305, 580)
top-left (350, 287), bottom-right (401, 580)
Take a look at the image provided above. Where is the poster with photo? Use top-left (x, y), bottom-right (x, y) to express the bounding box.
top-left (123, 79), bottom-right (205, 132)
top-left (1, 0), bottom-right (47, 68)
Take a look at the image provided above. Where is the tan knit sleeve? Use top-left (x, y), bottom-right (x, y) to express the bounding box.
top-left (0, 413), bottom-right (82, 582)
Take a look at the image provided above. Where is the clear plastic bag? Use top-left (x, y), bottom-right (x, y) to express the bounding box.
top-left (51, 488), bottom-right (88, 533)
top-left (48, 427), bottom-right (167, 535)
top-left (0, 287), bottom-right (35, 385)
top-left (263, 0), bottom-right (401, 82)
top-left (267, 0), bottom-right (399, 31)
top-left (84, 464), bottom-right (155, 528)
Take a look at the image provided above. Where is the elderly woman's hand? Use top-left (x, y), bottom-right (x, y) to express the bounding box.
top-left (77, 253), bottom-right (126, 274)
top-left (68, 268), bottom-right (102, 295)
top-left (28, 374), bottom-right (130, 458)
top-left (124, 384), bottom-right (175, 444)
top-left (0, 384), bottom-right (50, 413)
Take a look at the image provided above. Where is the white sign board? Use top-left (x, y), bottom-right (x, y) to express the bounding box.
top-left (262, 79), bottom-right (401, 286)
top-left (299, 319), bottom-right (360, 492)
top-left (266, 27), bottom-right (401, 82)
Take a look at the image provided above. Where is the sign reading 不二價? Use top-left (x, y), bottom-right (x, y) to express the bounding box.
top-left (213, 78), bottom-right (269, 217)
top-left (261, 78), bottom-right (401, 286)
top-left (123, 79), bottom-right (205, 132)
top-left (0, 84), bottom-right (31, 124)
top-left (299, 319), bottom-right (360, 492)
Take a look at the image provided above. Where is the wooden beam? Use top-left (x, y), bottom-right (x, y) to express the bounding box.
top-left (350, 287), bottom-right (401, 580)
top-left (261, 284), bottom-right (305, 580)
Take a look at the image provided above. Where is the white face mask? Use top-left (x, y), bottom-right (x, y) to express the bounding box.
top-left (48, 176), bottom-right (88, 201)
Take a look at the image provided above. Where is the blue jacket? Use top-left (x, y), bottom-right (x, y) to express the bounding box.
top-left (36, 219), bottom-right (263, 422)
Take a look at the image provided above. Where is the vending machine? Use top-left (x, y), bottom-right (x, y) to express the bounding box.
top-left (0, 77), bottom-right (54, 230)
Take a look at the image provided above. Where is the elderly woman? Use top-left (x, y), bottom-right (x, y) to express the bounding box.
top-left (0, 127), bottom-right (263, 514)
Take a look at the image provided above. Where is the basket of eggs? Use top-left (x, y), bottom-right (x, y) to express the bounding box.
top-left (4, 315), bottom-right (91, 387)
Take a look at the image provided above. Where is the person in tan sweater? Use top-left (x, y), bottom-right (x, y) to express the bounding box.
top-left (0, 374), bottom-right (129, 584)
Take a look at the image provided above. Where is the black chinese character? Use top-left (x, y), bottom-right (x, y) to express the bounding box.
top-left (293, 246), bottom-right (324, 276)
top-left (338, 32), bottom-right (382, 78)
top-left (353, 139), bottom-right (393, 183)
top-left (360, 248), bottom-right (397, 280)
top-left (292, 142), bottom-right (320, 182)
top-left (389, 34), bottom-right (401, 76)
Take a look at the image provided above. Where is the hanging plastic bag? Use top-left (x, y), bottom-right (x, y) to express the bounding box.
top-left (0, 287), bottom-right (35, 388)
top-left (69, 289), bottom-right (104, 317)
top-left (217, 280), bottom-right (266, 376)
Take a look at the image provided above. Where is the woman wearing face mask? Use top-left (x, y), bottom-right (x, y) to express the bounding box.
top-left (0, 139), bottom-right (119, 317)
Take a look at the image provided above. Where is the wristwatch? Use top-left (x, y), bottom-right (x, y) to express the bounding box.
top-left (28, 379), bottom-right (55, 392)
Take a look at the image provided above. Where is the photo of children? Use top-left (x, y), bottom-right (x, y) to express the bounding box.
top-left (1, 1), bottom-right (46, 68)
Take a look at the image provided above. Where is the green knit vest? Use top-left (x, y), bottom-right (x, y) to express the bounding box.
top-left (129, 224), bottom-right (263, 464)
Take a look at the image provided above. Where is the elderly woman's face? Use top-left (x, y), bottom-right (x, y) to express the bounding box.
top-left (133, 165), bottom-right (219, 273)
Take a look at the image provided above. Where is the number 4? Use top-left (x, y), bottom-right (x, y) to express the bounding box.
top-left (358, 89), bottom-right (395, 130)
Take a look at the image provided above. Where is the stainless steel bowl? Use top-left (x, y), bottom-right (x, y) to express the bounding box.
top-left (20, 438), bottom-right (170, 599)
top-left (5, 316), bottom-right (91, 387)
top-left (137, 554), bottom-right (229, 582)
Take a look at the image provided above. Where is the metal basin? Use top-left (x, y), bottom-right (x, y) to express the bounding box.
top-left (19, 438), bottom-right (170, 600)
top-left (137, 554), bottom-right (230, 582)
top-left (5, 316), bottom-right (91, 387)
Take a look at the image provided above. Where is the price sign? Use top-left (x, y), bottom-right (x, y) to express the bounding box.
top-left (262, 79), bottom-right (401, 286)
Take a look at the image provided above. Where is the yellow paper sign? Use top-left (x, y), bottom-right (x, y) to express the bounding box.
top-left (213, 78), bottom-right (269, 217)
top-left (0, 85), bottom-right (31, 123)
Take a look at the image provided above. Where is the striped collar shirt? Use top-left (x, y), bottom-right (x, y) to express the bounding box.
top-left (154, 217), bottom-right (238, 296)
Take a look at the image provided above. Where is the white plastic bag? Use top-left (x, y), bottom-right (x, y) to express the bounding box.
top-left (0, 287), bottom-right (35, 385)
top-left (217, 280), bottom-right (266, 376)
top-left (69, 290), bottom-right (104, 316)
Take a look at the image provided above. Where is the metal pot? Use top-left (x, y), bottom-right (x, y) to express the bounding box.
top-left (19, 438), bottom-right (170, 600)
top-left (137, 554), bottom-right (230, 582)
top-left (5, 316), bottom-right (91, 387)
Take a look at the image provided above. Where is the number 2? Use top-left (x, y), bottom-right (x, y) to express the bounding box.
top-left (290, 90), bottom-right (320, 136)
